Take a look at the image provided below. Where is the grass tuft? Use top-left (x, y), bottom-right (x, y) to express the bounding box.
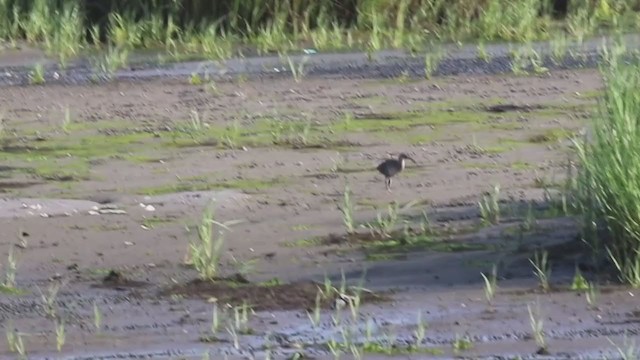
top-left (479, 184), bottom-right (500, 225)
top-left (574, 43), bottom-right (640, 287)
top-left (530, 249), bottom-right (551, 292)
top-left (340, 182), bottom-right (355, 234)
top-left (28, 63), bottom-right (45, 85)
top-left (185, 202), bottom-right (241, 281)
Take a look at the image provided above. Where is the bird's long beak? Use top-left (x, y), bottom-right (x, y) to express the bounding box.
top-left (407, 157), bottom-right (417, 164)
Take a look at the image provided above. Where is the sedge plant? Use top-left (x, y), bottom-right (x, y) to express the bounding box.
top-left (574, 43), bottom-right (640, 287)
top-left (187, 202), bottom-right (241, 281)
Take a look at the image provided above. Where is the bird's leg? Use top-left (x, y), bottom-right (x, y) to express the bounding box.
top-left (387, 178), bottom-right (392, 192)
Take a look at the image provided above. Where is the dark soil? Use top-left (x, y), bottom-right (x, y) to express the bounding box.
top-left (92, 270), bottom-right (150, 291)
top-left (160, 276), bottom-right (390, 311)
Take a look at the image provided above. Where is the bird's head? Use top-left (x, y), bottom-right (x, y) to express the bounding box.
top-left (398, 153), bottom-right (416, 164)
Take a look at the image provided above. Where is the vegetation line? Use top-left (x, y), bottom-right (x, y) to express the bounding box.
top-left (0, 0), bottom-right (637, 72)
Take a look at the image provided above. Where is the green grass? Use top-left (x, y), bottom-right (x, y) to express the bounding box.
top-left (0, 155), bottom-right (91, 183)
top-left (125, 154), bottom-right (168, 164)
top-left (365, 253), bottom-right (407, 261)
top-left (282, 237), bottom-right (324, 248)
top-left (0, 0), bottom-right (637, 71)
top-left (511, 161), bottom-right (534, 170)
top-left (142, 216), bottom-right (176, 229)
top-left (365, 233), bottom-right (491, 254)
top-left (361, 342), bottom-right (444, 356)
top-left (137, 176), bottom-right (285, 196)
top-left (365, 236), bottom-right (491, 260)
top-left (476, 121), bottom-right (525, 131)
top-left (353, 109), bottom-right (488, 131)
top-left (574, 47), bottom-right (640, 287)
top-left (496, 137), bottom-right (528, 148)
top-left (168, 109), bottom-right (484, 149)
top-left (0, 131), bottom-right (154, 161)
top-left (188, 202), bottom-right (227, 281)
top-left (461, 162), bottom-right (503, 170)
top-left (0, 284), bottom-right (27, 295)
top-left (0, 106), bottom-right (495, 191)
top-left (0, 130), bottom-right (161, 184)
top-left (26, 159), bottom-right (90, 181)
top-left (330, 108), bottom-right (485, 145)
top-left (528, 128), bottom-right (576, 143)
top-left (290, 224), bottom-right (312, 231)
top-left (482, 144), bottom-right (518, 155)
top-left (577, 90), bottom-right (604, 100)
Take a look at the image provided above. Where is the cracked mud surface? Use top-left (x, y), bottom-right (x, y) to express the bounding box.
top-left (0, 41), bottom-right (638, 360)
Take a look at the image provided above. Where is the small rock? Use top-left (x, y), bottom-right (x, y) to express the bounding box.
top-left (99, 209), bottom-right (127, 215)
top-left (50, 273), bottom-right (62, 280)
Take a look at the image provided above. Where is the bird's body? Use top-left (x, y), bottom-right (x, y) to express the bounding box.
top-left (376, 153), bottom-right (416, 191)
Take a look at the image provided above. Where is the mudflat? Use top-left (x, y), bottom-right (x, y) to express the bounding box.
top-left (1, 47), bottom-right (633, 360)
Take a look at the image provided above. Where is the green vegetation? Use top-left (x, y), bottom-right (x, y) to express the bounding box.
top-left (530, 249), bottom-right (552, 292)
top-left (360, 341), bottom-right (443, 356)
top-left (570, 266), bottom-right (590, 291)
top-left (340, 182), bottom-right (355, 234)
top-left (0, 248), bottom-right (20, 295)
top-left (5, 320), bottom-right (27, 358)
top-left (169, 108), bottom-right (485, 149)
top-left (528, 128), bottom-right (576, 144)
top-left (0, 131), bottom-right (153, 161)
top-left (141, 216), bottom-right (175, 229)
top-left (511, 161), bottom-right (535, 170)
top-left (481, 264), bottom-right (498, 305)
top-left (0, 0), bottom-right (637, 70)
top-left (28, 63), bottom-right (45, 85)
top-left (368, 236), bottom-right (491, 255)
top-left (27, 159), bottom-right (90, 182)
top-left (575, 43), bottom-right (640, 287)
top-left (0, 127), bottom-right (161, 184)
top-left (137, 176), bottom-right (284, 196)
top-left (577, 90), bottom-right (605, 99)
top-left (283, 237), bottom-right (323, 248)
top-left (326, 189), bottom-right (497, 255)
top-left (527, 300), bottom-right (547, 353)
top-left (479, 184), bottom-right (501, 225)
top-left (186, 202), bottom-right (240, 281)
top-left (452, 334), bottom-right (474, 354)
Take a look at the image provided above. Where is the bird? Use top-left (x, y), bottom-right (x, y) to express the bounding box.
top-left (376, 153), bottom-right (416, 192)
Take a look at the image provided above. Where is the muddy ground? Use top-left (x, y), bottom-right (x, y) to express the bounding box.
top-left (0, 42), bottom-right (639, 360)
